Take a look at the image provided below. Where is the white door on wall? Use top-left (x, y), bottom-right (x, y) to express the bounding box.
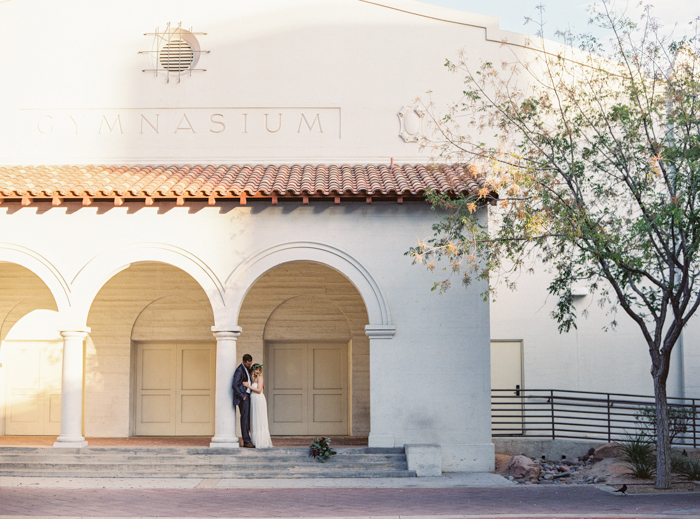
top-left (490, 340), bottom-right (524, 435)
top-left (134, 342), bottom-right (215, 436)
top-left (267, 342), bottom-right (348, 436)
top-left (3, 341), bottom-right (62, 435)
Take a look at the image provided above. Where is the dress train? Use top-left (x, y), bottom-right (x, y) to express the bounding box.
top-left (250, 382), bottom-right (273, 449)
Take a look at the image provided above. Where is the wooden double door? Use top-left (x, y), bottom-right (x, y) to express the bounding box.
top-left (134, 342), bottom-right (215, 436)
top-left (266, 342), bottom-right (348, 436)
top-left (3, 341), bottom-right (62, 435)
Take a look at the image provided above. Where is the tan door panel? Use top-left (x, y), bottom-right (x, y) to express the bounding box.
top-left (267, 342), bottom-right (348, 436)
top-left (4, 342), bottom-right (62, 435)
top-left (268, 344), bottom-right (307, 435)
top-left (136, 343), bottom-right (176, 435)
top-left (135, 342), bottom-right (214, 436)
top-left (307, 344), bottom-right (347, 435)
top-left (176, 344), bottom-right (214, 435)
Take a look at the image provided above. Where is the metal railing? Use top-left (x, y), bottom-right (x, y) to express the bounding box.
top-left (491, 388), bottom-right (699, 447)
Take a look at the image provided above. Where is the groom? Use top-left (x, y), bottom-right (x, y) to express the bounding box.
top-left (232, 353), bottom-right (255, 448)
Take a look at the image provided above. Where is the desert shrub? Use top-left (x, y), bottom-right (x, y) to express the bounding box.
top-left (620, 433), bottom-right (656, 479)
top-left (635, 405), bottom-right (698, 444)
top-left (671, 453), bottom-right (700, 481)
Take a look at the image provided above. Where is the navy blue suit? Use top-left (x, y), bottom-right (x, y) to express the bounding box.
top-left (232, 363), bottom-right (252, 444)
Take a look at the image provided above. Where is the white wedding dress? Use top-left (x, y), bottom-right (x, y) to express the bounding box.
top-left (250, 382), bottom-right (273, 448)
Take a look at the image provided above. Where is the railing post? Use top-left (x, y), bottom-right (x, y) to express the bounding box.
top-left (692, 398), bottom-right (697, 448)
top-left (550, 390), bottom-right (555, 440)
top-left (607, 393), bottom-right (611, 442)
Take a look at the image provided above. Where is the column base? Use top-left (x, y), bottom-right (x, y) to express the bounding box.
top-left (406, 444), bottom-right (442, 476)
top-left (210, 436), bottom-right (240, 449)
top-left (53, 440), bottom-right (88, 448)
top-left (441, 443), bottom-right (495, 472)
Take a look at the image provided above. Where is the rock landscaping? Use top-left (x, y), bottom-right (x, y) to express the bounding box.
top-left (495, 443), bottom-right (700, 493)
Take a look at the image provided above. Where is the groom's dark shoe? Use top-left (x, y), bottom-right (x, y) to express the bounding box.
top-left (243, 442), bottom-right (255, 448)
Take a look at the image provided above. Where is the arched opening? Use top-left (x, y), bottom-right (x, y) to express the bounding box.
top-left (0, 263), bottom-right (61, 436)
top-left (85, 262), bottom-right (215, 437)
top-left (237, 262), bottom-right (369, 437)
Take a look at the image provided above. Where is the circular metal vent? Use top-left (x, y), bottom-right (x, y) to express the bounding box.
top-left (159, 39), bottom-right (194, 72)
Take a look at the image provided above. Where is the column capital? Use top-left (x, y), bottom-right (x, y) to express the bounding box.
top-left (365, 324), bottom-right (396, 339)
top-left (60, 328), bottom-right (91, 339)
top-left (212, 326), bottom-right (242, 339)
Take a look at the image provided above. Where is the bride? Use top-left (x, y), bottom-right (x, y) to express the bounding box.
top-left (243, 363), bottom-right (273, 448)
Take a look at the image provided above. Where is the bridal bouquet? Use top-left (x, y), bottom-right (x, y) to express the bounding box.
top-left (309, 437), bottom-right (336, 463)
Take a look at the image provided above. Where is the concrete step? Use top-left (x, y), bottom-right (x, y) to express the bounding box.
top-left (0, 449), bottom-right (404, 461)
top-left (0, 461), bottom-right (409, 471)
top-left (0, 446), bottom-right (404, 456)
top-left (0, 457), bottom-right (407, 466)
top-left (0, 468), bottom-right (417, 479)
top-left (0, 455), bottom-right (406, 466)
top-left (0, 446), bottom-right (415, 479)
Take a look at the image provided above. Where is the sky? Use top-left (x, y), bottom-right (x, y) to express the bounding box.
top-left (419, 0), bottom-right (699, 41)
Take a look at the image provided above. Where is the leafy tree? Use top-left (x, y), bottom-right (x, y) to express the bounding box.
top-left (409, 2), bottom-right (700, 488)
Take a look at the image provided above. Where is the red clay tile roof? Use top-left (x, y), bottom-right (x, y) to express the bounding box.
top-left (0, 164), bottom-right (484, 201)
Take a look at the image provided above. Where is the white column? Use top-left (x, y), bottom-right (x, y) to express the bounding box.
top-left (365, 325), bottom-right (396, 448)
top-left (54, 329), bottom-right (90, 448)
top-left (210, 326), bottom-right (242, 448)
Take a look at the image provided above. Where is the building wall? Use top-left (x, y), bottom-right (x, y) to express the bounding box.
top-left (0, 0), bottom-right (530, 165)
top-left (489, 259), bottom-right (691, 399)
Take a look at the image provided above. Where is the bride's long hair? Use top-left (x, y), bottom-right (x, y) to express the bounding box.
top-left (251, 363), bottom-right (263, 382)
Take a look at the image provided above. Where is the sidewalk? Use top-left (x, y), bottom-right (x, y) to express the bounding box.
top-left (0, 475), bottom-right (699, 518)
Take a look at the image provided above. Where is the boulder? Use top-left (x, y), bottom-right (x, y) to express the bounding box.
top-left (592, 442), bottom-right (621, 461)
top-left (506, 455), bottom-right (541, 482)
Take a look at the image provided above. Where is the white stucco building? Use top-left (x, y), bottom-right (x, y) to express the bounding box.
top-left (0, 0), bottom-right (697, 474)
top-left (0, 0), bottom-right (505, 473)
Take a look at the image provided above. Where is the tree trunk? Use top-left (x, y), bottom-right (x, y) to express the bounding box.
top-left (653, 375), bottom-right (671, 489)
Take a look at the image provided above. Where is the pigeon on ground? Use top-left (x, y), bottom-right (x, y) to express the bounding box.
top-left (682, 449), bottom-right (688, 457)
top-left (614, 484), bottom-right (627, 495)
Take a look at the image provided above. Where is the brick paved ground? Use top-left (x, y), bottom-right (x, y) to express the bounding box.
top-left (0, 436), bottom-right (368, 448)
top-left (0, 486), bottom-right (698, 517)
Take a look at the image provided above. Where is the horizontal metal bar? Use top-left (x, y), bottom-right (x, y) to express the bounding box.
top-left (491, 388), bottom-right (699, 443)
top-left (492, 388), bottom-right (693, 401)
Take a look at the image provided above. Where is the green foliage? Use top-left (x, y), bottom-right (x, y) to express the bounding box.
top-left (620, 434), bottom-right (656, 479)
top-left (671, 453), bottom-right (700, 481)
top-left (309, 437), bottom-right (336, 463)
top-left (635, 405), bottom-right (698, 444)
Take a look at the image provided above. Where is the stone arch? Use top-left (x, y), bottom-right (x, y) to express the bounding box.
top-left (236, 262), bottom-right (367, 436)
top-left (225, 242), bottom-right (393, 331)
top-left (263, 295), bottom-right (352, 342)
top-left (0, 243), bottom-right (70, 314)
top-left (131, 295), bottom-right (215, 342)
top-left (84, 261), bottom-right (218, 438)
top-left (71, 243), bottom-right (225, 326)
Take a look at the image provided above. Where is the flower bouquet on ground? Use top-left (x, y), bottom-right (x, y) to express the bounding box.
top-left (309, 437), bottom-right (336, 462)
